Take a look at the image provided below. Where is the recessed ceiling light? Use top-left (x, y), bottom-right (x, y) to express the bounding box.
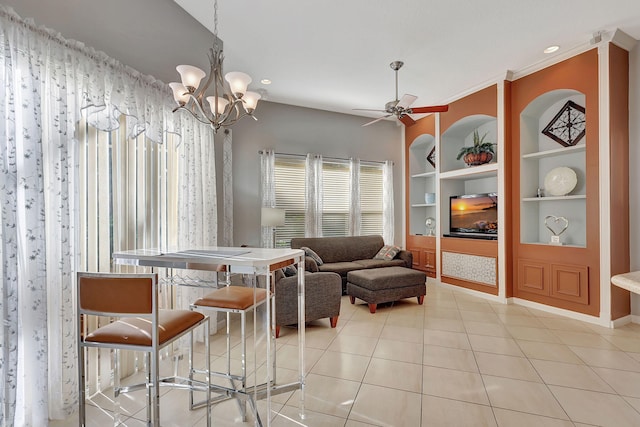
top-left (544, 45), bottom-right (560, 54)
top-left (261, 79), bottom-right (272, 85)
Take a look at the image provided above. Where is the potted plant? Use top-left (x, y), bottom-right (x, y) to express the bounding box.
top-left (456, 130), bottom-right (495, 166)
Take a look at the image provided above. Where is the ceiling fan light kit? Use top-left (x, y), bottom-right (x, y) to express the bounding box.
top-left (356, 61), bottom-right (448, 127)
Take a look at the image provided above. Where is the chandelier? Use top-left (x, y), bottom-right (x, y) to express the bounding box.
top-left (169, 0), bottom-right (260, 133)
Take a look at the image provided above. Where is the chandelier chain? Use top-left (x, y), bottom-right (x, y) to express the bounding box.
top-left (213, 0), bottom-right (219, 39)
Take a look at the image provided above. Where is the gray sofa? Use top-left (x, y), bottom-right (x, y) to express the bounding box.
top-left (290, 235), bottom-right (413, 293)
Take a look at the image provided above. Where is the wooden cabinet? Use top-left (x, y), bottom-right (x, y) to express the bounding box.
top-left (407, 235), bottom-right (436, 278)
top-left (517, 259), bottom-right (589, 306)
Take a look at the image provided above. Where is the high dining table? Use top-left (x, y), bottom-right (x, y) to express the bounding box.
top-left (112, 246), bottom-right (306, 427)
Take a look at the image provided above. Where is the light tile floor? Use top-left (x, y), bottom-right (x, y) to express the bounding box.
top-left (52, 281), bottom-right (640, 426)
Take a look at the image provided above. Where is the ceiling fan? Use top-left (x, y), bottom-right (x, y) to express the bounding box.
top-left (355, 61), bottom-right (449, 127)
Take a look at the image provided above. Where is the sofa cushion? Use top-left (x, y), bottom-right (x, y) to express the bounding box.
top-left (283, 264), bottom-right (298, 277)
top-left (318, 261), bottom-right (363, 277)
top-left (373, 244), bottom-right (401, 261)
top-left (353, 258), bottom-right (407, 270)
top-left (301, 246), bottom-right (324, 265)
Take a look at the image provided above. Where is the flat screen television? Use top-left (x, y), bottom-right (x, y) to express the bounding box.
top-left (448, 193), bottom-right (498, 239)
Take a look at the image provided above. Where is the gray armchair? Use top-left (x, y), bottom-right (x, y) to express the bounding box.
top-left (274, 270), bottom-right (342, 338)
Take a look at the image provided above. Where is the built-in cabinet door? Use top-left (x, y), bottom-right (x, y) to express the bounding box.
top-left (517, 259), bottom-right (550, 296)
top-left (423, 250), bottom-right (436, 278)
top-left (409, 248), bottom-right (421, 269)
top-left (516, 258), bottom-right (589, 306)
top-left (551, 263), bottom-right (589, 305)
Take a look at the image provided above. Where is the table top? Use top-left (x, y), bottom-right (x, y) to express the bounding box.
top-left (113, 246), bottom-right (304, 274)
top-left (611, 271), bottom-right (640, 295)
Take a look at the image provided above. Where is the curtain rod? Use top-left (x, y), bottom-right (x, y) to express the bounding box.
top-left (0, 5), bottom-right (169, 93)
top-left (257, 150), bottom-right (392, 166)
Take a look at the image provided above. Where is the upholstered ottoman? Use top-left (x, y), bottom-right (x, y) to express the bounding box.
top-left (347, 266), bottom-right (426, 313)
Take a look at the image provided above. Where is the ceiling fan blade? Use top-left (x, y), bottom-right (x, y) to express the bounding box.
top-left (396, 94), bottom-right (418, 109)
top-left (362, 115), bottom-right (391, 127)
top-left (398, 114), bottom-right (416, 126)
top-left (409, 105), bottom-right (450, 114)
top-left (353, 108), bottom-right (388, 113)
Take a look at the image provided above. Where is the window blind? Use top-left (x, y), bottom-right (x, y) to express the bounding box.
top-left (273, 155), bottom-right (384, 244)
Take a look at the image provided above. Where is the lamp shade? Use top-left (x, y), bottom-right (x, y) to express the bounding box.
top-left (169, 82), bottom-right (189, 105)
top-left (261, 207), bottom-right (285, 227)
top-left (206, 95), bottom-right (229, 116)
top-left (242, 91), bottom-right (261, 113)
top-left (225, 71), bottom-right (252, 97)
top-left (176, 65), bottom-right (206, 91)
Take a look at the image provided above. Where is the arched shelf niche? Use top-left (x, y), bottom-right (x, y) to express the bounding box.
top-left (408, 133), bottom-right (437, 236)
top-left (519, 89), bottom-right (587, 247)
top-left (440, 114), bottom-right (497, 174)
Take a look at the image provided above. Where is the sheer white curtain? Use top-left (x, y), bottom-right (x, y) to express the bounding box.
top-left (305, 154), bottom-right (323, 237)
top-left (174, 118), bottom-right (217, 316)
top-left (349, 158), bottom-right (361, 236)
top-left (0, 6), bottom-right (209, 425)
top-left (382, 160), bottom-right (395, 244)
top-left (260, 149), bottom-right (276, 247)
top-left (221, 129), bottom-right (234, 246)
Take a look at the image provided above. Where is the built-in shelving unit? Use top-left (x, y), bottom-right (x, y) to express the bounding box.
top-left (510, 43), bottom-right (632, 320)
top-left (519, 91), bottom-right (587, 247)
top-left (403, 34), bottom-right (632, 324)
top-left (405, 84), bottom-right (502, 292)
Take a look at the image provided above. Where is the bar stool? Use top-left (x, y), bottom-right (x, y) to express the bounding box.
top-left (77, 272), bottom-right (211, 427)
top-left (189, 273), bottom-right (274, 421)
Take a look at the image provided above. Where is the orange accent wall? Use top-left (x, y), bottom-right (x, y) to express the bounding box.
top-left (405, 111), bottom-right (436, 148)
top-left (609, 43), bottom-right (631, 320)
top-left (441, 85), bottom-right (498, 133)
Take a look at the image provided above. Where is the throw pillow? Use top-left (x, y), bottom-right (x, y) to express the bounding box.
top-left (301, 246), bottom-right (323, 266)
top-left (283, 264), bottom-right (298, 277)
top-left (373, 245), bottom-right (401, 261)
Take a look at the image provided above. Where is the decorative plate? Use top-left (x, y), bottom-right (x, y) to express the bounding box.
top-left (544, 166), bottom-right (577, 196)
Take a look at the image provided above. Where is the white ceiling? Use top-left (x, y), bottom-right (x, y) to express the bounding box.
top-left (5, 0), bottom-right (640, 123)
top-left (174, 0), bottom-right (640, 120)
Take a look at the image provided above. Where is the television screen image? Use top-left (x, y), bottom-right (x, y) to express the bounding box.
top-left (449, 193), bottom-right (498, 236)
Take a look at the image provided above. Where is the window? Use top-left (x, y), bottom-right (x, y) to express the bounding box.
top-left (360, 165), bottom-right (384, 235)
top-left (76, 116), bottom-right (179, 394)
top-left (273, 155), bottom-right (385, 245)
top-left (274, 157), bottom-right (306, 241)
top-left (322, 161), bottom-right (350, 236)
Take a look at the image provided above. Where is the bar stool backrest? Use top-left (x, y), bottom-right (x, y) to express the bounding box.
top-left (78, 274), bottom-right (155, 316)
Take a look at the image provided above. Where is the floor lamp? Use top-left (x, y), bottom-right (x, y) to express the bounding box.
top-left (261, 207), bottom-right (285, 248)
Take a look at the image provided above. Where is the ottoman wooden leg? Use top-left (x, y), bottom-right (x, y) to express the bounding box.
top-left (368, 303), bottom-right (377, 314)
top-left (418, 295), bottom-right (425, 305)
top-left (330, 316), bottom-right (339, 328)
top-left (349, 295), bottom-right (355, 304)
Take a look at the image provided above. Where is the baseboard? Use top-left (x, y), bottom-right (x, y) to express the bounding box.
top-left (510, 298), bottom-right (609, 327)
top-left (432, 280), bottom-right (505, 304)
top-left (431, 278), bottom-right (623, 327)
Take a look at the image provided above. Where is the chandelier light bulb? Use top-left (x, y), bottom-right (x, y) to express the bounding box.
top-left (176, 65), bottom-right (206, 92)
top-left (169, 82), bottom-right (189, 105)
top-left (206, 95), bottom-right (229, 116)
top-left (225, 71), bottom-right (252, 98)
top-left (242, 91), bottom-right (261, 113)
